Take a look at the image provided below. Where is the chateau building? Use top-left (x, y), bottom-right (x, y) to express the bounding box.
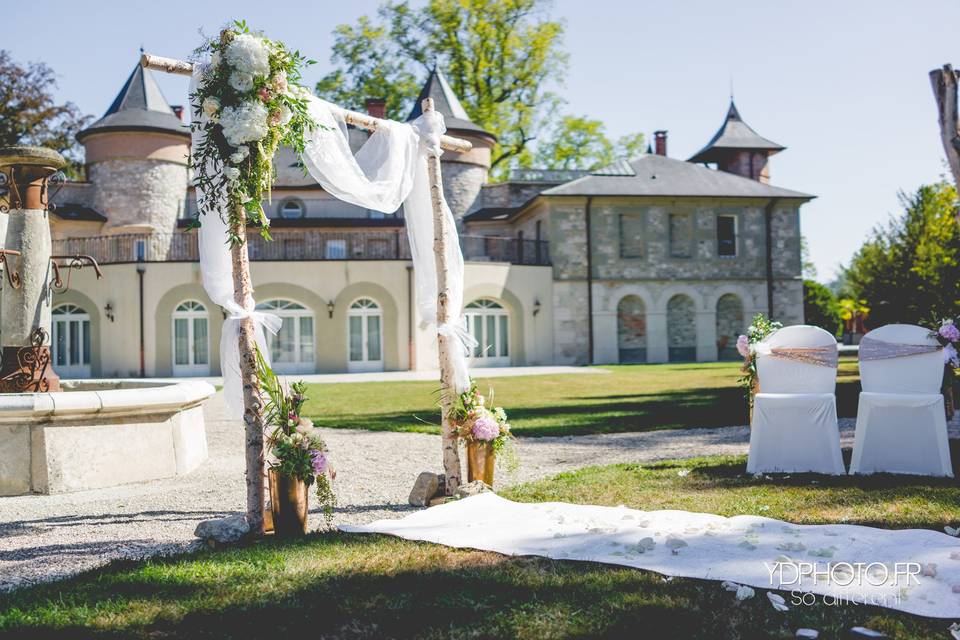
top-left (40, 62), bottom-right (811, 378)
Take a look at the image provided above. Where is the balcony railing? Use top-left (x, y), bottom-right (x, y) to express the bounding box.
top-left (52, 232), bottom-right (551, 266)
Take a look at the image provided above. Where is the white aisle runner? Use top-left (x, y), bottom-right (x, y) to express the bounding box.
top-left (341, 493), bottom-right (960, 619)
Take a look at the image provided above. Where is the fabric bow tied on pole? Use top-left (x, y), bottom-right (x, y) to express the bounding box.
top-left (437, 318), bottom-right (478, 393)
top-left (219, 300), bottom-right (282, 419)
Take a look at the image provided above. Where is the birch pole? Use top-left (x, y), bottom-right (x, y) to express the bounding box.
top-left (422, 97), bottom-right (463, 496)
top-left (229, 213), bottom-right (266, 536)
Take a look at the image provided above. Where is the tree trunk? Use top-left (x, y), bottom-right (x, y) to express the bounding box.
top-left (423, 98), bottom-right (462, 496)
top-left (930, 65), bottom-right (960, 197)
top-left (230, 213), bottom-right (265, 535)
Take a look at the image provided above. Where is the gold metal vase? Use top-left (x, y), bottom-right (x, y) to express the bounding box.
top-left (268, 469), bottom-right (308, 537)
top-left (466, 441), bottom-right (495, 486)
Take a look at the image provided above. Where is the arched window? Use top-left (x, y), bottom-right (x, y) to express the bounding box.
top-left (347, 298), bottom-right (383, 372)
top-left (715, 294), bottom-right (745, 361)
top-left (465, 299), bottom-right (510, 366)
top-left (172, 300), bottom-right (210, 376)
top-left (256, 299), bottom-right (315, 374)
top-left (52, 304), bottom-right (91, 378)
top-left (617, 295), bottom-right (647, 364)
top-left (666, 294), bottom-right (697, 362)
top-left (279, 199), bottom-right (305, 219)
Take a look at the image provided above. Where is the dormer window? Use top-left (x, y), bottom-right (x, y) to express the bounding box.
top-left (280, 199), bottom-right (305, 219)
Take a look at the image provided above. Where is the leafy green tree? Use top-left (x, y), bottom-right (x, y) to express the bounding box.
top-left (316, 0), bottom-right (566, 176)
top-left (803, 279), bottom-right (841, 337)
top-left (0, 50), bottom-right (91, 175)
top-left (529, 115), bottom-right (646, 171)
top-left (842, 181), bottom-right (960, 326)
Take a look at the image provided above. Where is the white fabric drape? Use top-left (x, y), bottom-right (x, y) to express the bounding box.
top-left (191, 69), bottom-right (473, 414)
top-left (190, 67), bottom-right (281, 419)
top-left (344, 493), bottom-right (960, 619)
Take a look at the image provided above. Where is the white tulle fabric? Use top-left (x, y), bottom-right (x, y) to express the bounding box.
top-left (191, 66), bottom-right (472, 415)
top-left (851, 324), bottom-right (953, 476)
top-left (190, 68), bottom-right (281, 418)
top-left (343, 493), bottom-right (960, 619)
top-left (747, 325), bottom-right (845, 475)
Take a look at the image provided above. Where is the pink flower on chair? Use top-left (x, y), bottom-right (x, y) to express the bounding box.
top-left (736, 335), bottom-right (750, 359)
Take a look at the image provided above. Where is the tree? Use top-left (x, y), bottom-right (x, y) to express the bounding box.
top-left (0, 50), bottom-right (91, 175)
top-left (803, 279), bottom-right (841, 337)
top-left (316, 0), bottom-right (566, 175)
top-left (529, 115), bottom-right (645, 171)
top-left (841, 181), bottom-right (960, 326)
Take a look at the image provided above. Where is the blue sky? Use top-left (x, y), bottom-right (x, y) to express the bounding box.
top-left (9, 1), bottom-right (959, 280)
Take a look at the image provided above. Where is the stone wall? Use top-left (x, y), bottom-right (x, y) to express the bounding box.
top-left (441, 161), bottom-right (488, 225)
top-left (89, 159), bottom-right (188, 233)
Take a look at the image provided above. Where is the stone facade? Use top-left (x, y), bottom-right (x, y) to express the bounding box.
top-left (89, 159), bottom-right (188, 233)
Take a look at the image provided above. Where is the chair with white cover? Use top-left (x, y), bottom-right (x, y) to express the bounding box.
top-left (747, 325), bottom-right (845, 475)
top-left (850, 324), bottom-right (953, 476)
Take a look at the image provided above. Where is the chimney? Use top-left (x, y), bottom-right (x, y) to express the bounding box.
top-left (654, 130), bottom-right (668, 156)
top-left (365, 98), bottom-right (386, 120)
top-left (170, 105), bottom-right (184, 121)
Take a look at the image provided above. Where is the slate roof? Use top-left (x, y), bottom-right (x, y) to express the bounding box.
top-left (541, 154), bottom-right (813, 200)
top-left (463, 207), bottom-right (519, 223)
top-left (52, 204), bottom-right (107, 222)
top-left (406, 68), bottom-right (496, 141)
top-left (688, 100), bottom-right (784, 163)
top-left (77, 63), bottom-right (189, 141)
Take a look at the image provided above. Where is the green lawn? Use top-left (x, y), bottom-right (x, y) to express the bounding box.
top-left (304, 358), bottom-right (862, 437)
top-left (3, 449), bottom-right (958, 639)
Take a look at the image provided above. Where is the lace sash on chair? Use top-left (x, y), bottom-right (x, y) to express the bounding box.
top-left (758, 344), bottom-right (839, 368)
top-left (859, 334), bottom-right (941, 361)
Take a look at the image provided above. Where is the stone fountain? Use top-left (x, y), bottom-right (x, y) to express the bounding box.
top-left (0, 146), bottom-right (214, 495)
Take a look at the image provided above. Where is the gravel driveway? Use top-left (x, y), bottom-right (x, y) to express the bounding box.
top-left (1, 391), bottom-right (955, 592)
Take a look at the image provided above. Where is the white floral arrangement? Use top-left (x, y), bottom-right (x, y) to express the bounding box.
top-left (190, 21), bottom-right (317, 244)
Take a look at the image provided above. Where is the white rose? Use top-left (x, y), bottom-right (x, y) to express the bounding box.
top-left (224, 33), bottom-right (270, 76)
top-left (279, 105), bottom-right (292, 125)
top-left (219, 101), bottom-right (269, 146)
top-left (224, 167), bottom-right (240, 182)
top-left (211, 51), bottom-right (221, 68)
top-left (229, 145), bottom-right (249, 164)
top-left (229, 72), bottom-right (254, 93)
top-left (201, 97), bottom-right (220, 119)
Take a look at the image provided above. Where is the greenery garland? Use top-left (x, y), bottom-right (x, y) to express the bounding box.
top-left (736, 313), bottom-right (783, 409)
top-left (190, 20), bottom-right (318, 245)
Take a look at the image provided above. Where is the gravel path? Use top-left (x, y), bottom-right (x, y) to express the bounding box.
top-left (1, 391), bottom-right (956, 592)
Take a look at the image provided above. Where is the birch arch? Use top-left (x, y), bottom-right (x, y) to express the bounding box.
top-left (141, 52), bottom-right (473, 534)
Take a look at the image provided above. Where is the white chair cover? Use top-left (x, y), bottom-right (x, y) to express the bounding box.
top-left (747, 325), bottom-right (845, 475)
top-left (850, 324), bottom-right (952, 476)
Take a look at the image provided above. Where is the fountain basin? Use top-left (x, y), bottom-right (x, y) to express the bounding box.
top-left (0, 380), bottom-right (215, 495)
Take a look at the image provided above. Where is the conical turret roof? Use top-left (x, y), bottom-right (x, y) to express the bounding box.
top-left (77, 62), bottom-right (189, 141)
top-left (688, 100), bottom-right (783, 164)
top-left (406, 68), bottom-right (496, 141)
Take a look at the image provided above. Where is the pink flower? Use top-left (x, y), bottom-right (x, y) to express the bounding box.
top-left (471, 415), bottom-right (500, 441)
top-left (258, 87), bottom-right (272, 102)
top-left (272, 71), bottom-right (288, 93)
top-left (736, 335), bottom-right (750, 358)
top-left (309, 449), bottom-right (327, 475)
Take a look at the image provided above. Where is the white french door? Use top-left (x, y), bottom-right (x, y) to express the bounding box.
top-left (465, 299), bottom-right (510, 367)
top-left (172, 300), bottom-right (210, 376)
top-left (257, 299), bottom-right (316, 374)
top-left (347, 298), bottom-right (384, 372)
top-left (52, 304), bottom-right (91, 378)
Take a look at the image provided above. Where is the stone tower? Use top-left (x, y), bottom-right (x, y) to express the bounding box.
top-left (77, 63), bottom-right (190, 234)
top-left (406, 68), bottom-right (496, 222)
top-left (688, 100), bottom-right (785, 183)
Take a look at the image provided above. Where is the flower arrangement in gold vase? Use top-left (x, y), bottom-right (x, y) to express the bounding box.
top-left (450, 382), bottom-right (516, 487)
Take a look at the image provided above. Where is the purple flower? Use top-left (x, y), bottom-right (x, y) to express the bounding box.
top-left (309, 449), bottom-right (328, 475)
top-left (940, 321), bottom-right (960, 343)
top-left (471, 415), bottom-right (500, 441)
top-left (736, 335), bottom-right (750, 359)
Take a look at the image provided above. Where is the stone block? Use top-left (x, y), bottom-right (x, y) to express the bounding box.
top-left (0, 424), bottom-right (30, 495)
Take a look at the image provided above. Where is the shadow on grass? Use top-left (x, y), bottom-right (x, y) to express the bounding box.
top-left (0, 533), bottom-right (945, 640)
top-left (313, 377), bottom-right (862, 437)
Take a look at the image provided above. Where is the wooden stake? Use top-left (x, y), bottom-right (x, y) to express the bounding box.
top-left (230, 210), bottom-right (266, 535)
top-left (422, 97), bottom-right (463, 496)
top-left (930, 65), bottom-right (960, 201)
